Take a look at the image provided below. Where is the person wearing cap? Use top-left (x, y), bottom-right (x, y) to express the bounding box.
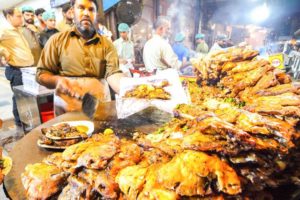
top-left (38, 11), bottom-right (59, 48)
top-left (210, 34), bottom-right (228, 53)
top-left (36, 0), bottom-right (124, 115)
top-left (35, 8), bottom-right (46, 31)
top-left (195, 33), bottom-right (208, 55)
top-left (172, 33), bottom-right (189, 63)
top-left (113, 23), bottom-right (135, 65)
top-left (1, 7), bottom-right (34, 126)
top-left (21, 6), bottom-right (42, 66)
top-left (56, 3), bottom-right (74, 32)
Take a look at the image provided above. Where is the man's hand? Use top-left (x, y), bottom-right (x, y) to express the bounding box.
top-left (0, 56), bottom-right (8, 66)
top-left (0, 48), bottom-right (10, 66)
top-left (26, 24), bottom-right (39, 33)
top-left (56, 78), bottom-right (84, 99)
top-left (107, 73), bottom-right (125, 94)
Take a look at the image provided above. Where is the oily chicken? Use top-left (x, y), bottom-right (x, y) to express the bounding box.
top-left (22, 163), bottom-right (69, 199)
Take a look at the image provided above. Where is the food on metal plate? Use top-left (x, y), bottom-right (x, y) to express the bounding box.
top-left (41, 123), bottom-right (88, 140)
top-left (124, 80), bottom-right (171, 100)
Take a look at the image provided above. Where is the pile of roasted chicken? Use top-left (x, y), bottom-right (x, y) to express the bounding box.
top-left (22, 48), bottom-right (300, 199)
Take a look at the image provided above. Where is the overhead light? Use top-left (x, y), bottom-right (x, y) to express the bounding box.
top-left (251, 3), bottom-right (270, 23)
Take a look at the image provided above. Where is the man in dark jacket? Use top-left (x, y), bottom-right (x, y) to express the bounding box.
top-left (38, 11), bottom-right (59, 48)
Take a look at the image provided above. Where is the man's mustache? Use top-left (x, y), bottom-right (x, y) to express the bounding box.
top-left (25, 19), bottom-right (34, 24)
top-left (80, 17), bottom-right (92, 24)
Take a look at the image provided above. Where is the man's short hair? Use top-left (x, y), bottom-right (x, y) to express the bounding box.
top-left (61, 3), bottom-right (72, 13)
top-left (70, 0), bottom-right (98, 10)
top-left (3, 7), bottom-right (16, 18)
top-left (153, 16), bottom-right (171, 30)
top-left (35, 8), bottom-right (45, 16)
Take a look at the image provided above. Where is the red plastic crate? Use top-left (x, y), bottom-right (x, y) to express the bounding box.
top-left (39, 102), bottom-right (54, 123)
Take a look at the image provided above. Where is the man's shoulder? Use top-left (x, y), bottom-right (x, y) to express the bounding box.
top-left (47, 30), bottom-right (71, 42)
top-left (113, 38), bottom-right (121, 45)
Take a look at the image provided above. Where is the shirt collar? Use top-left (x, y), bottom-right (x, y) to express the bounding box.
top-left (153, 34), bottom-right (163, 39)
top-left (3, 22), bottom-right (19, 31)
top-left (70, 26), bottom-right (101, 45)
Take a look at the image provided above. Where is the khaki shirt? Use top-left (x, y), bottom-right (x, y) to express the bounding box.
top-left (56, 19), bottom-right (73, 32)
top-left (0, 23), bottom-right (34, 67)
top-left (196, 42), bottom-right (209, 54)
top-left (36, 26), bottom-right (120, 82)
top-left (22, 26), bottom-right (42, 66)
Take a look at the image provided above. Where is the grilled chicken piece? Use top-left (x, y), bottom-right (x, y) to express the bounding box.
top-left (108, 139), bottom-right (143, 178)
top-left (78, 169), bottom-right (119, 199)
top-left (231, 65), bottom-right (272, 95)
top-left (174, 104), bottom-right (215, 120)
top-left (76, 142), bottom-right (118, 169)
top-left (274, 70), bottom-right (292, 84)
top-left (22, 163), bottom-right (69, 200)
top-left (221, 61), bottom-right (240, 72)
top-left (60, 176), bottom-right (92, 200)
top-left (221, 65), bottom-right (271, 93)
top-left (60, 169), bottom-right (119, 199)
top-left (117, 151), bottom-right (241, 200)
top-left (137, 164), bottom-right (179, 200)
top-left (247, 92), bottom-right (300, 107)
top-left (157, 151), bottom-right (241, 196)
top-left (62, 134), bottom-right (120, 163)
top-left (256, 83), bottom-right (300, 96)
top-left (124, 83), bottom-right (171, 100)
top-left (241, 71), bottom-right (278, 97)
top-left (182, 132), bottom-right (233, 154)
top-left (246, 105), bottom-right (300, 118)
top-left (58, 184), bottom-right (84, 200)
top-left (62, 142), bottom-right (93, 161)
top-left (43, 153), bottom-right (64, 167)
top-left (210, 48), bottom-right (258, 64)
top-left (116, 164), bottom-right (149, 200)
top-left (139, 148), bottom-right (171, 166)
top-left (87, 133), bottom-right (120, 144)
top-left (229, 59), bottom-right (269, 74)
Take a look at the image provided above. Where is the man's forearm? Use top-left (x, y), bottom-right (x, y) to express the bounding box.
top-left (38, 73), bottom-right (62, 89)
top-left (107, 73), bottom-right (125, 94)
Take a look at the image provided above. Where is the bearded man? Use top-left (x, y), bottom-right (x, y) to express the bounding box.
top-left (36, 0), bottom-right (124, 115)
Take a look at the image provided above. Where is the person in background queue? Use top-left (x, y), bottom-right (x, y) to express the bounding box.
top-left (172, 33), bottom-right (189, 65)
top-left (35, 8), bottom-right (46, 31)
top-left (36, 0), bottom-right (124, 115)
top-left (195, 33), bottom-right (208, 56)
top-left (143, 16), bottom-right (181, 72)
top-left (113, 23), bottom-right (135, 64)
top-left (21, 6), bottom-right (42, 66)
top-left (38, 11), bottom-right (59, 48)
top-left (210, 34), bottom-right (228, 53)
top-left (0, 7), bottom-right (34, 127)
top-left (56, 3), bottom-right (74, 32)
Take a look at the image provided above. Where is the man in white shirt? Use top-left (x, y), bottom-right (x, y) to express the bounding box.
top-left (113, 23), bottom-right (134, 64)
top-left (143, 16), bottom-right (181, 72)
top-left (209, 34), bottom-right (228, 53)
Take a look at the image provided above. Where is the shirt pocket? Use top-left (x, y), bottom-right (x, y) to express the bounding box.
top-left (90, 57), bottom-right (106, 78)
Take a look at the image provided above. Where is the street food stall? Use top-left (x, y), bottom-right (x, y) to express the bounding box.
top-left (2, 47), bottom-right (300, 200)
